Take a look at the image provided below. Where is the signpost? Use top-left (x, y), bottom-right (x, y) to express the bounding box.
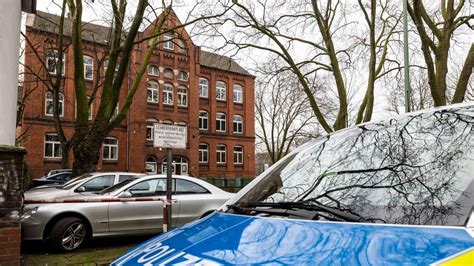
top-left (153, 123), bottom-right (187, 232)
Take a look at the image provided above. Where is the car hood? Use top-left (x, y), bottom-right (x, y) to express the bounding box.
top-left (112, 212), bottom-right (474, 265)
top-left (24, 188), bottom-right (98, 201)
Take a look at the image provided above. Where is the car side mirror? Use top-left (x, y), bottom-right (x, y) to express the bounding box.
top-left (76, 186), bottom-right (86, 192)
top-left (118, 191), bottom-right (132, 198)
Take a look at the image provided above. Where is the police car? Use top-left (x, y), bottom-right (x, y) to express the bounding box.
top-left (112, 103), bottom-right (474, 265)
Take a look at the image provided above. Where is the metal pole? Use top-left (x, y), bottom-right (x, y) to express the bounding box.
top-left (163, 148), bottom-right (173, 232)
top-left (403, 0), bottom-right (411, 113)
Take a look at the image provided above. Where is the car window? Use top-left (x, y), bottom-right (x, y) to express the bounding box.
top-left (50, 173), bottom-right (72, 181)
top-left (175, 179), bottom-right (209, 194)
top-left (233, 106), bottom-right (474, 226)
top-left (62, 173), bottom-right (94, 190)
top-left (81, 175), bottom-right (115, 192)
top-left (119, 175), bottom-right (136, 183)
top-left (127, 178), bottom-right (175, 197)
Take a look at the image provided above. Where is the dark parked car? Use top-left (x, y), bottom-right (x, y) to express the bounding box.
top-left (30, 172), bottom-right (74, 188)
top-left (114, 103), bottom-right (474, 265)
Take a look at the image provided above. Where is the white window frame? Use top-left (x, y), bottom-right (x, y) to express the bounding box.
top-left (146, 156), bottom-right (157, 174)
top-left (199, 143), bottom-right (209, 163)
top-left (178, 71), bottom-right (188, 81)
top-left (163, 83), bottom-right (174, 105)
top-left (148, 65), bottom-right (160, 76)
top-left (163, 32), bottom-right (174, 50)
top-left (216, 112), bottom-right (226, 132)
top-left (147, 80), bottom-right (159, 103)
top-left (216, 144), bottom-right (226, 164)
top-left (102, 137), bottom-right (118, 161)
top-left (44, 134), bottom-right (62, 159)
top-left (177, 86), bottom-right (188, 107)
top-left (83, 55), bottom-right (94, 80)
top-left (233, 115), bottom-right (243, 134)
top-left (199, 78), bottom-right (209, 98)
top-left (146, 119), bottom-right (157, 141)
top-left (216, 81), bottom-right (226, 101)
top-left (45, 91), bottom-right (64, 117)
top-left (199, 110), bottom-right (208, 130)
top-left (234, 146), bottom-right (243, 165)
top-left (233, 84), bottom-right (243, 103)
top-left (46, 49), bottom-right (65, 76)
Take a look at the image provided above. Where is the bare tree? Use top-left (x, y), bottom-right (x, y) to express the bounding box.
top-left (196, 0), bottom-right (401, 133)
top-left (407, 0), bottom-right (473, 106)
top-left (255, 59), bottom-right (322, 164)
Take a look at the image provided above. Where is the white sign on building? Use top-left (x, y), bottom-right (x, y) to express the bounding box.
top-left (154, 124), bottom-right (187, 149)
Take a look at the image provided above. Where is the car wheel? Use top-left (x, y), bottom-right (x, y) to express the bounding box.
top-left (48, 217), bottom-right (88, 252)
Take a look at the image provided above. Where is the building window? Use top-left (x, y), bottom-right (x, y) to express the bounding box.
top-left (44, 134), bottom-right (62, 159)
top-left (178, 71), bottom-right (188, 81)
top-left (233, 115), bottom-right (243, 134)
top-left (199, 78), bottom-right (209, 98)
top-left (234, 146), bottom-right (243, 165)
top-left (216, 112), bottom-right (226, 132)
top-left (177, 86), bottom-right (187, 107)
top-left (46, 49), bottom-right (65, 76)
top-left (163, 119), bottom-right (173, 125)
top-left (216, 144), bottom-right (226, 164)
top-left (146, 119), bottom-right (157, 141)
top-left (177, 39), bottom-right (187, 55)
top-left (199, 110), bottom-right (208, 130)
top-left (147, 80), bottom-right (159, 103)
top-left (148, 65), bottom-right (159, 76)
top-left (162, 156), bottom-right (188, 175)
top-left (216, 81), bottom-right (226, 101)
top-left (45, 91), bottom-right (64, 117)
top-left (146, 156), bottom-right (157, 174)
top-left (163, 68), bottom-right (174, 79)
top-left (163, 31), bottom-right (174, 50)
top-left (83, 55), bottom-right (94, 80)
top-left (199, 143), bottom-right (209, 163)
top-left (233, 84), bottom-right (243, 103)
top-left (103, 137), bottom-right (118, 160)
top-left (163, 83), bottom-right (173, 105)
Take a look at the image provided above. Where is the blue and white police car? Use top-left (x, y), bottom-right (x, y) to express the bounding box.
top-left (113, 103), bottom-right (474, 265)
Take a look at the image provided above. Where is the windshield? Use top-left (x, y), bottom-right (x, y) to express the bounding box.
top-left (231, 105), bottom-right (474, 226)
top-left (97, 176), bottom-right (141, 195)
top-left (61, 173), bottom-right (94, 190)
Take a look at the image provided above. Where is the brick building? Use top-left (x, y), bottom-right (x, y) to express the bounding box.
top-left (19, 11), bottom-right (256, 190)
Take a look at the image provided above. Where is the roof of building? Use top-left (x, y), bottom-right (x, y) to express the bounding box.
top-left (200, 50), bottom-right (252, 76)
top-left (26, 11), bottom-right (253, 77)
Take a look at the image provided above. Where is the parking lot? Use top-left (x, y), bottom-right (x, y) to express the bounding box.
top-left (21, 235), bottom-right (153, 265)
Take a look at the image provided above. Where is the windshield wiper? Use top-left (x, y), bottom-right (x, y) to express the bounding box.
top-left (228, 201), bottom-right (365, 223)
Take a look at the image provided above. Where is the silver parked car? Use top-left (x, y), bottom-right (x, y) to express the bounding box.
top-left (21, 175), bottom-right (234, 252)
top-left (24, 172), bottom-right (141, 201)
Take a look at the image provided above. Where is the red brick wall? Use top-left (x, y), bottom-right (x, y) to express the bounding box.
top-left (20, 13), bottom-right (256, 189)
top-left (0, 227), bottom-right (21, 265)
top-left (0, 146), bottom-right (25, 266)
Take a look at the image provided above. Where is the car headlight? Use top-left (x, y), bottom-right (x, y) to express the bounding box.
top-left (20, 206), bottom-right (39, 221)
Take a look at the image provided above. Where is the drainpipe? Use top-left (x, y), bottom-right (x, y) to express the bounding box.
top-left (126, 61), bottom-right (131, 171)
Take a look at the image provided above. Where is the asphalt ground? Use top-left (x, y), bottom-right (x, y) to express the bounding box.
top-left (20, 235), bottom-right (154, 265)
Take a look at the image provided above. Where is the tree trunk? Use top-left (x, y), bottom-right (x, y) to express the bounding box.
top-left (72, 138), bottom-right (102, 176)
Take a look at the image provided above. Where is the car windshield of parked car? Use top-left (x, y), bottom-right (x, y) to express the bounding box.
top-left (61, 173), bottom-right (94, 190)
top-left (231, 106), bottom-right (474, 226)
